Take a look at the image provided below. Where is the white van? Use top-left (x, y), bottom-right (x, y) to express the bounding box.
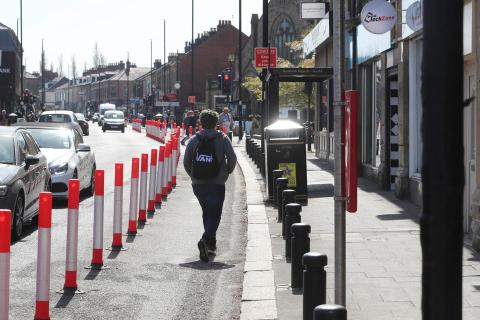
top-left (98, 103), bottom-right (116, 126)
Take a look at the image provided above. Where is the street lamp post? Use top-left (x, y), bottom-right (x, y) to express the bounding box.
top-left (41, 39), bottom-right (45, 106)
top-left (163, 20), bottom-right (166, 98)
top-left (238, 0), bottom-right (243, 140)
top-left (191, 0), bottom-right (195, 100)
top-left (150, 39), bottom-right (153, 112)
top-left (20, 0), bottom-right (23, 99)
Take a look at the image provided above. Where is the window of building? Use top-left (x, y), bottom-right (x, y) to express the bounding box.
top-left (273, 17), bottom-right (296, 59)
top-left (409, 38), bottom-right (423, 176)
top-left (361, 59), bottom-right (382, 167)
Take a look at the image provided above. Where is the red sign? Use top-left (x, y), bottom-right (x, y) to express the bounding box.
top-left (345, 90), bottom-right (358, 213)
top-left (167, 93), bottom-right (178, 101)
top-left (188, 96), bottom-right (196, 104)
top-left (255, 47), bottom-right (277, 68)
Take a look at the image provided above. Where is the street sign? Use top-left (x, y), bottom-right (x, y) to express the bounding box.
top-left (360, 0), bottom-right (397, 34)
top-left (188, 96), bottom-right (196, 104)
top-left (255, 47), bottom-right (277, 68)
top-left (406, 1), bottom-right (423, 32)
top-left (301, 2), bottom-right (328, 19)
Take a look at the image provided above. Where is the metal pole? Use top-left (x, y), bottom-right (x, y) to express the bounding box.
top-left (163, 19), bottom-right (166, 97)
top-left (150, 39), bottom-right (153, 108)
top-left (191, 0), bottom-right (195, 97)
top-left (238, 0), bottom-right (243, 140)
top-left (332, 0), bottom-right (346, 306)
top-left (20, 0), bottom-right (23, 98)
top-left (41, 39), bottom-right (45, 106)
top-left (421, 1), bottom-right (464, 319)
top-left (261, 0), bottom-right (268, 150)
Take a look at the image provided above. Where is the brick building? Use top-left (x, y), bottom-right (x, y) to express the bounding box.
top-left (151, 20), bottom-right (247, 115)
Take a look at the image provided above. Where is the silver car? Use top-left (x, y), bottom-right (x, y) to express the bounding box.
top-left (38, 110), bottom-right (84, 136)
top-left (102, 110), bottom-right (125, 133)
top-left (25, 125), bottom-right (96, 198)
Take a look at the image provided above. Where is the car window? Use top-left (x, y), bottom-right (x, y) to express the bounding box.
top-left (105, 111), bottom-right (124, 119)
top-left (39, 114), bottom-right (71, 123)
top-left (0, 135), bottom-right (15, 164)
top-left (72, 114), bottom-right (78, 122)
top-left (23, 132), bottom-right (40, 155)
top-left (28, 128), bottom-right (71, 149)
top-left (16, 133), bottom-right (28, 164)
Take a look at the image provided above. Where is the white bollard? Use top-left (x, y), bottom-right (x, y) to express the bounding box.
top-left (127, 158), bottom-right (140, 234)
top-left (147, 149), bottom-right (157, 214)
top-left (138, 154), bottom-right (148, 223)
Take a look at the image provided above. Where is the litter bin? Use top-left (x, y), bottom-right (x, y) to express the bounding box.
top-left (265, 119), bottom-right (307, 203)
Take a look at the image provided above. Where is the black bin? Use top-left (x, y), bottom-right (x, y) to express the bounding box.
top-left (264, 119), bottom-right (307, 203)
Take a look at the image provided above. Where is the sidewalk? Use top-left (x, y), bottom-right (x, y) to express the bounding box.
top-left (236, 143), bottom-right (480, 320)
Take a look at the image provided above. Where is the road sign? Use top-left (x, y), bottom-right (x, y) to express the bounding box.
top-left (255, 47), bottom-right (277, 68)
top-left (188, 96), bottom-right (196, 104)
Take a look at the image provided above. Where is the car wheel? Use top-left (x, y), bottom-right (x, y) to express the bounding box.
top-left (121, 128), bottom-right (125, 133)
top-left (12, 195), bottom-right (24, 240)
top-left (87, 167), bottom-right (95, 196)
top-left (102, 127), bottom-right (106, 132)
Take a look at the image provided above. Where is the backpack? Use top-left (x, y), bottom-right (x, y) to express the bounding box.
top-left (192, 133), bottom-right (221, 179)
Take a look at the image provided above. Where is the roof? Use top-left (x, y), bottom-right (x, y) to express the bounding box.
top-left (107, 67), bottom-right (150, 81)
top-left (0, 22), bottom-right (21, 54)
top-left (40, 110), bottom-right (75, 115)
top-left (0, 126), bottom-right (20, 136)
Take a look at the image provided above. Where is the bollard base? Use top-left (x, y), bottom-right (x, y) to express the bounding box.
top-left (84, 264), bottom-right (110, 270)
top-left (56, 288), bottom-right (86, 295)
top-left (106, 246), bottom-right (127, 252)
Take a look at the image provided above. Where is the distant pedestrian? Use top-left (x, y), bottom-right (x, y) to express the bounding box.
top-left (219, 107), bottom-right (234, 140)
top-left (0, 110), bottom-right (7, 126)
top-left (183, 109), bottom-right (237, 262)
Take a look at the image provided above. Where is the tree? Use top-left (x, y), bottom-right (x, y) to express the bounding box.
top-left (57, 54), bottom-right (64, 77)
top-left (93, 42), bottom-right (107, 70)
top-left (71, 55), bottom-right (77, 80)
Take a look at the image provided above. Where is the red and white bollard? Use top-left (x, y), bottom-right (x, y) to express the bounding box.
top-left (0, 210), bottom-right (11, 320)
top-left (34, 192), bottom-right (52, 320)
top-left (127, 158), bottom-right (140, 234)
top-left (166, 141), bottom-right (173, 193)
top-left (138, 154), bottom-right (148, 223)
top-left (59, 179), bottom-right (83, 294)
top-left (87, 170), bottom-right (108, 269)
top-left (155, 146), bottom-right (165, 206)
top-left (161, 145), bottom-right (169, 199)
top-left (147, 149), bottom-right (157, 214)
top-left (111, 163), bottom-right (125, 250)
top-left (172, 138), bottom-right (178, 188)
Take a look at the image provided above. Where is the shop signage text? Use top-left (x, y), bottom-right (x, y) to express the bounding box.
top-left (361, 0), bottom-right (397, 34)
top-left (300, 2), bottom-right (328, 19)
top-left (255, 47), bottom-right (277, 68)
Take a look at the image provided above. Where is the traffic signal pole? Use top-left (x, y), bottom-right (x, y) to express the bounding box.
top-left (333, 0), bottom-right (346, 306)
top-left (238, 0), bottom-right (243, 141)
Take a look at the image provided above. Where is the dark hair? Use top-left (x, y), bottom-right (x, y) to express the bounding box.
top-left (199, 109), bottom-right (219, 129)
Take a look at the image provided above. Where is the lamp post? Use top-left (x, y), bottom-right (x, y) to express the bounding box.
top-left (238, 0), bottom-right (243, 140)
top-left (163, 20), bottom-right (166, 98)
top-left (20, 0), bottom-right (23, 99)
top-left (191, 0), bottom-right (195, 99)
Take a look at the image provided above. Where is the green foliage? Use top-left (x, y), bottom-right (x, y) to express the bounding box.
top-left (242, 76), bottom-right (263, 100)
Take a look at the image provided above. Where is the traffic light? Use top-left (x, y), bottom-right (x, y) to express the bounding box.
top-left (222, 69), bottom-right (232, 95)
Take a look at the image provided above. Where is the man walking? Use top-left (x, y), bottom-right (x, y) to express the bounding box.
top-left (183, 109), bottom-right (237, 262)
top-left (219, 107), bottom-right (234, 140)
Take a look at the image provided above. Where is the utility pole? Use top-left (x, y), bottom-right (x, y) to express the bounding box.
top-left (150, 39), bottom-right (153, 110)
top-left (238, 0), bottom-right (243, 140)
top-left (333, 0), bottom-right (346, 306)
top-left (421, 1), bottom-right (464, 319)
top-left (163, 19), bottom-right (166, 97)
top-left (191, 0), bottom-right (195, 100)
top-left (20, 0), bottom-right (23, 99)
top-left (41, 39), bottom-right (45, 106)
top-left (261, 0), bottom-right (268, 150)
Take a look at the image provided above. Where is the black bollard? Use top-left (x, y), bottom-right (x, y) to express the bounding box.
top-left (291, 223), bottom-right (310, 289)
top-left (282, 189), bottom-right (296, 237)
top-left (285, 203), bottom-right (302, 259)
top-left (313, 304), bottom-right (347, 320)
top-left (303, 252), bottom-right (328, 320)
top-left (276, 178), bottom-right (289, 221)
top-left (272, 170), bottom-right (284, 206)
top-left (246, 136), bottom-right (251, 157)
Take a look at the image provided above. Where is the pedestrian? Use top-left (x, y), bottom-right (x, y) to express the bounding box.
top-left (183, 109), bottom-right (237, 262)
top-left (0, 110), bottom-right (7, 126)
top-left (219, 107), bottom-right (234, 140)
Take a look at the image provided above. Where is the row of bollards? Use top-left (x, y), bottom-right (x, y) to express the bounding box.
top-left (271, 171), bottom-right (348, 320)
top-left (245, 135), bottom-right (266, 177)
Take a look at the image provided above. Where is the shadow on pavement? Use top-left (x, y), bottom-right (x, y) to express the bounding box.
top-left (85, 269), bottom-right (101, 281)
top-left (54, 293), bottom-right (74, 309)
top-left (307, 183), bottom-right (334, 198)
top-left (52, 193), bottom-right (92, 209)
top-left (291, 288), bottom-right (303, 295)
top-left (376, 212), bottom-right (419, 222)
top-left (126, 234), bottom-right (138, 243)
top-left (11, 223), bottom-right (38, 245)
top-left (178, 260), bottom-right (236, 271)
top-left (107, 249), bottom-right (121, 260)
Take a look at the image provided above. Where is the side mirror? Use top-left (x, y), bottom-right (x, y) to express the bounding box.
top-left (76, 143), bottom-right (91, 153)
top-left (25, 155), bottom-right (40, 167)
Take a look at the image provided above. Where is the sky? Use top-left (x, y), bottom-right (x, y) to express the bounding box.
top-left (0, 0), bottom-right (263, 75)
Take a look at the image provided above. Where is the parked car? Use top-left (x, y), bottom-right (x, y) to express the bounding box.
top-left (38, 110), bottom-right (83, 136)
top-left (102, 110), bottom-right (125, 133)
top-left (20, 123), bottom-right (96, 199)
top-left (0, 126), bottom-right (51, 239)
top-left (75, 113), bottom-right (89, 136)
top-left (92, 113), bottom-right (99, 123)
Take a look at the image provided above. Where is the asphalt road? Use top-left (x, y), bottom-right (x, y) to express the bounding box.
top-left (8, 123), bottom-right (247, 320)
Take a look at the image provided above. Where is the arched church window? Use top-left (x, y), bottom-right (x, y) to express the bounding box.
top-left (273, 17), bottom-right (296, 60)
